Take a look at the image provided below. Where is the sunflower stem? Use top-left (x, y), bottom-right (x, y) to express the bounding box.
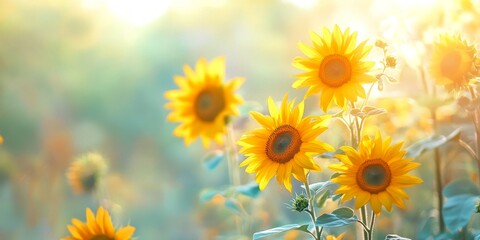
top-left (305, 174), bottom-right (321, 240)
top-left (225, 125), bottom-right (241, 186)
top-left (368, 211), bottom-right (376, 240)
top-left (430, 107), bottom-right (445, 233)
top-left (360, 206), bottom-right (369, 240)
top-left (225, 125), bottom-right (243, 235)
top-left (468, 86), bottom-right (480, 185)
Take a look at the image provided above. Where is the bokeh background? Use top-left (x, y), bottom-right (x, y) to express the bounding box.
top-left (1, 0), bottom-right (480, 239)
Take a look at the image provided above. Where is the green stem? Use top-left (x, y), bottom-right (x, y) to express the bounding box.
top-left (468, 86), bottom-right (480, 185)
top-left (360, 206), bottom-right (369, 240)
top-left (225, 125), bottom-right (241, 186)
top-left (368, 211), bottom-right (376, 240)
top-left (305, 174), bottom-right (321, 240)
top-left (224, 125), bottom-right (243, 235)
top-left (431, 108), bottom-right (445, 233)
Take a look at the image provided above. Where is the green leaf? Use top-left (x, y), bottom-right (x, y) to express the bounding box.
top-left (443, 178), bottom-right (480, 197)
top-left (316, 190), bottom-right (330, 208)
top-left (199, 189), bottom-right (222, 202)
top-left (405, 128), bottom-right (461, 158)
top-left (315, 207), bottom-right (357, 227)
top-left (443, 194), bottom-right (478, 231)
top-left (385, 234), bottom-right (411, 240)
top-left (253, 224), bottom-right (310, 239)
top-left (417, 216), bottom-right (436, 239)
top-left (302, 181), bottom-right (339, 196)
top-left (203, 151), bottom-right (224, 170)
top-left (224, 198), bottom-right (241, 214)
top-left (236, 182), bottom-right (261, 198)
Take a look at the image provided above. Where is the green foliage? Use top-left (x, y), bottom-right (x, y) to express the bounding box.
top-left (302, 181), bottom-right (339, 196)
top-left (315, 207), bottom-right (357, 227)
top-left (203, 151), bottom-right (225, 170)
top-left (252, 224), bottom-right (310, 239)
top-left (235, 182), bottom-right (261, 198)
top-left (443, 178), bottom-right (480, 231)
top-left (405, 128), bottom-right (461, 158)
top-left (224, 198), bottom-right (242, 214)
top-left (385, 234), bottom-right (411, 239)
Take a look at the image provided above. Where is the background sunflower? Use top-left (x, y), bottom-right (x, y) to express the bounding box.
top-left (292, 25), bottom-right (376, 112)
top-left (63, 207), bottom-right (135, 240)
top-left (165, 57), bottom-right (244, 148)
top-left (429, 34), bottom-right (476, 92)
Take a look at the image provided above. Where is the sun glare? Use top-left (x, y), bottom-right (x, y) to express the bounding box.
top-left (100, 0), bottom-right (171, 26)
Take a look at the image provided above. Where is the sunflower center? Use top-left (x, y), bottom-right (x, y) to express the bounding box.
top-left (266, 125), bottom-right (302, 163)
top-left (194, 87), bottom-right (225, 122)
top-left (319, 54), bottom-right (352, 87)
top-left (356, 159), bottom-right (391, 193)
top-left (81, 173), bottom-right (97, 192)
top-left (91, 235), bottom-right (114, 240)
top-left (440, 50), bottom-right (462, 79)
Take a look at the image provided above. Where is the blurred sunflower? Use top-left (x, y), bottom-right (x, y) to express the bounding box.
top-left (165, 57), bottom-right (244, 148)
top-left (326, 233), bottom-right (346, 240)
top-left (238, 95), bottom-right (334, 192)
top-left (293, 25), bottom-right (376, 111)
top-left (67, 153), bottom-right (107, 194)
top-left (0, 135), bottom-right (3, 144)
top-left (429, 34), bottom-right (476, 92)
top-left (329, 132), bottom-right (422, 214)
top-left (63, 207), bottom-right (135, 240)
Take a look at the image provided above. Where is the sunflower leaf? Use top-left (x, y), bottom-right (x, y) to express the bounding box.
top-left (302, 181), bottom-right (339, 198)
top-left (199, 189), bottom-right (223, 202)
top-left (203, 151), bottom-right (224, 170)
top-left (443, 190), bottom-right (479, 231)
top-left (252, 224), bottom-right (310, 239)
top-left (235, 182), bottom-right (261, 198)
top-left (316, 190), bottom-right (330, 208)
top-left (385, 234), bottom-right (411, 240)
top-left (443, 178), bottom-right (480, 197)
top-left (315, 207), bottom-right (357, 227)
top-left (224, 198), bottom-right (242, 214)
top-left (405, 128), bottom-right (461, 158)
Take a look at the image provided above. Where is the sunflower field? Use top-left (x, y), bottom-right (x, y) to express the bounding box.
top-left (1, 0), bottom-right (480, 239)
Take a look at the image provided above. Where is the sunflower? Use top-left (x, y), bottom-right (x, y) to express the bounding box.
top-left (326, 233), bottom-right (346, 240)
top-left (67, 153), bottom-right (107, 194)
top-left (165, 57), bottom-right (244, 148)
top-left (0, 135), bottom-right (3, 144)
top-left (329, 132), bottom-right (422, 214)
top-left (429, 34), bottom-right (476, 92)
top-left (63, 207), bottom-right (135, 240)
top-left (293, 25), bottom-right (376, 112)
top-left (238, 95), bottom-right (334, 192)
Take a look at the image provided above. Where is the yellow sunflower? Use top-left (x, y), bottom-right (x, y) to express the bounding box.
top-left (429, 34), bottom-right (476, 91)
top-left (329, 132), bottom-right (422, 214)
top-left (293, 25), bottom-right (376, 112)
top-left (0, 135), bottom-right (3, 144)
top-left (165, 57), bottom-right (244, 148)
top-left (67, 153), bottom-right (107, 194)
top-left (326, 233), bottom-right (346, 240)
top-left (63, 207), bottom-right (135, 240)
top-left (238, 95), bottom-right (334, 192)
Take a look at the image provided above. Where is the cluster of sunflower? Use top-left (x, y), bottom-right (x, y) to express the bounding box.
top-left (165, 25), bottom-right (424, 239)
top-left (63, 153), bottom-right (136, 240)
